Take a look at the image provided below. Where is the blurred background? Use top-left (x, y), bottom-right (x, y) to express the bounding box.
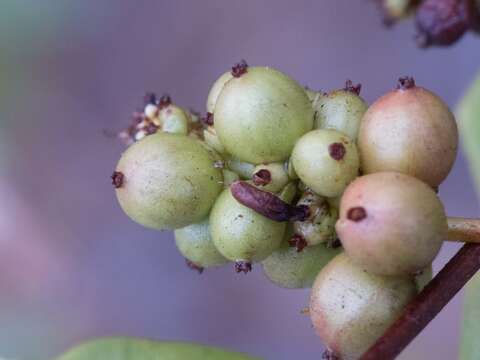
top-left (0, 1), bottom-right (478, 359)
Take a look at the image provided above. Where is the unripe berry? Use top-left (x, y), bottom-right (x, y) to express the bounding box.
top-left (252, 163), bottom-right (289, 193)
top-left (174, 219), bottom-right (229, 269)
top-left (114, 133), bottom-right (223, 230)
top-left (215, 65), bottom-right (314, 164)
top-left (336, 172), bottom-right (447, 275)
top-left (210, 188), bottom-right (286, 271)
top-left (206, 71), bottom-right (233, 113)
top-left (313, 82), bottom-right (368, 140)
top-left (293, 191), bottom-right (338, 246)
top-left (262, 239), bottom-right (341, 289)
top-left (309, 253), bottom-right (417, 360)
top-left (158, 104), bottom-right (189, 135)
top-left (291, 129), bottom-right (359, 197)
top-left (358, 77), bottom-right (458, 188)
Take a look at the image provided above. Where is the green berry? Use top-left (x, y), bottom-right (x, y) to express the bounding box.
top-left (262, 238), bottom-right (341, 289)
top-left (159, 104), bottom-right (189, 135)
top-left (209, 188), bottom-right (286, 271)
top-left (222, 169), bottom-right (240, 188)
top-left (291, 129), bottom-right (359, 197)
top-left (113, 133), bottom-right (223, 230)
top-left (214, 65), bottom-right (314, 164)
top-left (313, 82), bottom-right (368, 140)
top-left (309, 253), bottom-right (417, 360)
top-left (206, 71), bottom-right (233, 113)
top-left (252, 162), bottom-right (289, 193)
top-left (278, 182), bottom-right (298, 203)
top-left (336, 172), bottom-right (447, 275)
top-left (358, 77), bottom-right (458, 188)
top-left (293, 191), bottom-right (338, 246)
top-left (203, 126), bottom-right (227, 155)
top-left (174, 219), bottom-right (229, 269)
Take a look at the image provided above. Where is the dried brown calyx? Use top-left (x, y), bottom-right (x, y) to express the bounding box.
top-left (397, 76), bottom-right (416, 90)
top-left (185, 259), bottom-right (204, 274)
top-left (111, 171), bottom-right (125, 189)
top-left (230, 181), bottom-right (309, 222)
top-left (235, 261), bottom-right (252, 273)
top-left (253, 169), bottom-right (272, 186)
top-left (231, 60), bottom-right (249, 78)
top-left (201, 112), bottom-right (214, 126)
top-left (288, 234), bottom-right (308, 252)
top-left (344, 80), bottom-right (362, 95)
top-left (158, 94), bottom-right (172, 109)
top-left (347, 206), bottom-right (367, 222)
top-left (328, 143), bottom-right (346, 161)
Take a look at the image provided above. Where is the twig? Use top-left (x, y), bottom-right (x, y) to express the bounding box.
top-left (447, 217), bottom-right (480, 243)
top-left (360, 243), bottom-right (480, 360)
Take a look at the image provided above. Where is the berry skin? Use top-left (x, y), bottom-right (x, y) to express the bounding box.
top-left (415, 265), bottom-right (433, 292)
top-left (291, 129), bottom-right (359, 197)
top-left (252, 162), bottom-right (289, 193)
top-left (358, 78), bottom-right (458, 188)
top-left (336, 172), bottom-right (447, 275)
top-left (203, 126), bottom-right (227, 155)
top-left (293, 191), bottom-right (338, 246)
top-left (209, 188), bottom-right (286, 269)
top-left (174, 219), bottom-right (229, 269)
top-left (214, 66), bottom-right (314, 164)
top-left (309, 253), bottom-right (417, 360)
top-left (262, 238), bottom-right (341, 289)
top-left (206, 71), bottom-right (233, 113)
top-left (114, 133), bottom-right (223, 230)
top-left (313, 84), bottom-right (368, 140)
top-left (226, 157), bottom-right (256, 180)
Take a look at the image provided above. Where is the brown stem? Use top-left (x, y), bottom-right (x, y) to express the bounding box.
top-left (360, 243), bottom-right (480, 360)
top-left (447, 217), bottom-right (480, 243)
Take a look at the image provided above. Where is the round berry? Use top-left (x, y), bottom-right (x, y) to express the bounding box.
top-left (358, 78), bottom-right (458, 188)
top-left (158, 104), bottom-right (189, 135)
top-left (313, 85), bottom-right (368, 140)
top-left (252, 162), bottom-right (289, 193)
top-left (174, 219), bottom-right (229, 269)
top-left (206, 71), bottom-right (233, 113)
top-left (293, 191), bottom-right (338, 246)
top-left (262, 240), bottom-right (341, 289)
top-left (114, 133), bottom-right (223, 230)
top-left (291, 129), bottom-right (359, 197)
top-left (214, 66), bottom-right (314, 164)
top-left (203, 126), bottom-right (227, 155)
top-left (309, 253), bottom-right (417, 360)
top-left (336, 172), bottom-right (447, 275)
top-left (209, 188), bottom-right (286, 269)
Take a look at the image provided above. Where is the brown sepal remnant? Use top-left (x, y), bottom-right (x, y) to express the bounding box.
top-left (397, 76), bottom-right (416, 90)
top-left (415, 0), bottom-right (474, 48)
top-left (288, 234), bottom-right (308, 252)
top-left (328, 143), bottom-right (346, 161)
top-left (253, 169), bottom-right (272, 186)
top-left (235, 261), bottom-right (252, 273)
top-left (158, 94), bottom-right (172, 109)
top-left (347, 207), bottom-right (367, 222)
top-left (111, 171), bottom-right (124, 189)
top-left (231, 60), bottom-right (248, 78)
top-left (230, 181), bottom-right (309, 222)
top-left (322, 349), bottom-right (342, 360)
top-left (344, 80), bottom-right (362, 95)
top-left (144, 92), bottom-right (157, 105)
top-left (145, 122), bottom-right (159, 135)
top-left (201, 112), bottom-right (214, 126)
top-left (327, 237), bottom-right (342, 249)
top-left (185, 259), bottom-right (204, 274)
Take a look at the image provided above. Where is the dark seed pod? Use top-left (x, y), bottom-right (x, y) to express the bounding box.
top-left (415, 0), bottom-right (476, 47)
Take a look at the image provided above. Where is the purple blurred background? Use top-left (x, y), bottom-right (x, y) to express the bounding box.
top-left (1, 1), bottom-right (479, 359)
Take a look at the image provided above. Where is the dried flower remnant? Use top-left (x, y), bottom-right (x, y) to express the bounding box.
top-left (397, 76), bottom-right (416, 90)
top-left (158, 94), bottom-right (172, 109)
top-left (185, 259), bottom-right (204, 274)
top-left (144, 92), bottom-right (157, 105)
top-left (231, 60), bottom-right (249, 78)
top-left (235, 261), bottom-right (252, 273)
top-left (344, 80), bottom-right (362, 95)
top-left (111, 171), bottom-right (125, 189)
top-left (230, 181), bottom-right (309, 222)
top-left (201, 112), bottom-right (214, 126)
top-left (321, 349), bottom-right (341, 360)
top-left (288, 234), bottom-right (308, 252)
top-left (328, 143), bottom-right (346, 161)
top-left (347, 206), bottom-right (367, 222)
top-left (253, 169), bottom-right (272, 186)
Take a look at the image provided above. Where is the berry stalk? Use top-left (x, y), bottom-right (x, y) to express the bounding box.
top-left (360, 242), bottom-right (480, 360)
top-left (447, 217), bottom-right (480, 243)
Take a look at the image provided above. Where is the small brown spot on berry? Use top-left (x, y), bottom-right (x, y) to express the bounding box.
top-left (397, 76), bottom-right (416, 90)
top-left (253, 169), bottom-right (272, 186)
top-left (288, 234), bottom-right (308, 252)
top-left (347, 207), bottom-right (367, 222)
top-left (344, 80), bottom-right (361, 95)
top-left (231, 60), bottom-right (248, 78)
top-left (329, 142), bottom-right (346, 161)
top-left (201, 112), bottom-right (214, 126)
top-left (111, 171), bottom-right (124, 189)
top-left (235, 261), bottom-right (252, 273)
top-left (185, 259), bottom-right (204, 274)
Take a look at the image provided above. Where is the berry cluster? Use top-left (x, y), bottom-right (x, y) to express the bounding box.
top-left (377, 0), bottom-right (480, 47)
top-left (112, 61), bottom-right (458, 359)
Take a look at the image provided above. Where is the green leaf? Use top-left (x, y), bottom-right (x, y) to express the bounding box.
top-left (56, 338), bottom-right (262, 360)
top-left (457, 73), bottom-right (480, 360)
